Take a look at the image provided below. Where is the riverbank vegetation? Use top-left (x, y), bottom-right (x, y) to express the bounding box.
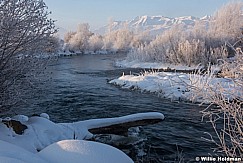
top-left (127, 1), bottom-right (243, 67)
top-left (0, 0), bottom-right (58, 113)
top-left (62, 2), bottom-right (242, 68)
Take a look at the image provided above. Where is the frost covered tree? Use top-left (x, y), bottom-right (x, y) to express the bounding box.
top-left (45, 35), bottom-right (61, 53)
top-left (103, 21), bottom-right (135, 52)
top-left (131, 30), bottom-right (151, 48)
top-left (0, 0), bottom-right (57, 112)
top-left (113, 29), bottom-right (134, 51)
top-left (103, 31), bottom-right (116, 52)
top-left (88, 34), bottom-right (104, 52)
top-left (65, 23), bottom-right (93, 53)
top-left (64, 31), bottom-right (75, 44)
top-left (209, 1), bottom-right (243, 43)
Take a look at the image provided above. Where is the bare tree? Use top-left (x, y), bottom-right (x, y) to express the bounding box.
top-left (0, 0), bottom-right (57, 113)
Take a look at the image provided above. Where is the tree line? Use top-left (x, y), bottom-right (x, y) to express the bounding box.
top-left (62, 1), bottom-right (243, 68)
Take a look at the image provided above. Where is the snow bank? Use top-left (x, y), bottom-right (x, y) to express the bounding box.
top-left (0, 140), bottom-right (46, 163)
top-left (38, 140), bottom-right (133, 163)
top-left (109, 71), bottom-right (241, 103)
top-left (116, 60), bottom-right (203, 70)
top-left (0, 139), bottom-right (133, 163)
top-left (110, 72), bottom-right (190, 101)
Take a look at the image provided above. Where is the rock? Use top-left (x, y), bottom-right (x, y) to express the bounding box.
top-left (2, 120), bottom-right (28, 135)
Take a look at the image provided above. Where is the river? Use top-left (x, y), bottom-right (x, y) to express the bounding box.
top-left (17, 54), bottom-right (216, 162)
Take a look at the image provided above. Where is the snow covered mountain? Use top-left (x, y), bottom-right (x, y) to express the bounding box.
top-left (95, 15), bottom-right (210, 35)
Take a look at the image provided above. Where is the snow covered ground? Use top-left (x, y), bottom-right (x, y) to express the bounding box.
top-left (109, 69), bottom-right (241, 103)
top-left (0, 112), bottom-right (164, 162)
top-left (116, 59), bottom-right (204, 70)
top-left (0, 139), bottom-right (133, 163)
top-left (38, 140), bottom-right (133, 163)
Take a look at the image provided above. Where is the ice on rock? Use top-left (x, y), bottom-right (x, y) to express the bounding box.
top-left (40, 113), bottom-right (50, 120)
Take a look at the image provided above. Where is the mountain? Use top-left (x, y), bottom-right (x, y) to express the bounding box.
top-left (95, 15), bottom-right (210, 36)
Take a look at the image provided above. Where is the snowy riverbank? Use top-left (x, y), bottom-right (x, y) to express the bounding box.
top-left (110, 60), bottom-right (241, 103)
top-left (116, 60), bottom-right (204, 70)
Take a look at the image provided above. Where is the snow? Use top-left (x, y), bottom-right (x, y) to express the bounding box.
top-left (74, 112), bottom-right (164, 129)
top-left (0, 112), bottom-right (164, 162)
top-left (0, 157), bottom-right (25, 163)
top-left (12, 115), bottom-right (29, 122)
top-left (95, 15), bottom-right (209, 35)
top-left (109, 71), bottom-right (241, 103)
top-left (110, 72), bottom-right (190, 101)
top-left (0, 140), bottom-right (46, 163)
top-left (38, 140), bottom-right (133, 163)
top-left (71, 112), bottom-right (164, 139)
top-left (116, 59), bottom-right (203, 70)
top-left (0, 139), bottom-right (133, 163)
top-left (40, 113), bottom-right (50, 120)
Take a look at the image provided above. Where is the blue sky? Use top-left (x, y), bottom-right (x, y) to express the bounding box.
top-left (44, 0), bottom-right (232, 31)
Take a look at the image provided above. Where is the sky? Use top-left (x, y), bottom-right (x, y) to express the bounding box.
top-left (44, 0), bottom-right (233, 31)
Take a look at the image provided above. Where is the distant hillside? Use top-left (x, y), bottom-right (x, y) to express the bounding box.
top-left (95, 15), bottom-right (210, 35)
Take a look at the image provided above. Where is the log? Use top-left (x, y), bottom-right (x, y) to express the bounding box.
top-left (89, 118), bottom-right (163, 136)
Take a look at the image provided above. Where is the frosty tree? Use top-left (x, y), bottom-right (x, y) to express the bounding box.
top-left (65, 23), bottom-right (93, 53)
top-left (209, 1), bottom-right (243, 42)
top-left (0, 0), bottom-right (57, 112)
top-left (88, 34), bottom-right (104, 52)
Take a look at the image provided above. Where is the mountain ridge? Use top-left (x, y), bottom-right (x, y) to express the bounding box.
top-left (95, 15), bottom-right (210, 35)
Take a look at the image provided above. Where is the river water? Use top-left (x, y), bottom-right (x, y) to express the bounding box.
top-left (17, 54), bottom-right (216, 162)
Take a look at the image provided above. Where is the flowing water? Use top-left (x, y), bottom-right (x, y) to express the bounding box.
top-left (16, 54), bottom-right (216, 162)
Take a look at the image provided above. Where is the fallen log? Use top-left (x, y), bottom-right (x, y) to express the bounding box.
top-left (89, 118), bottom-right (163, 136)
top-left (72, 112), bottom-right (165, 138)
top-left (0, 112), bottom-right (164, 152)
